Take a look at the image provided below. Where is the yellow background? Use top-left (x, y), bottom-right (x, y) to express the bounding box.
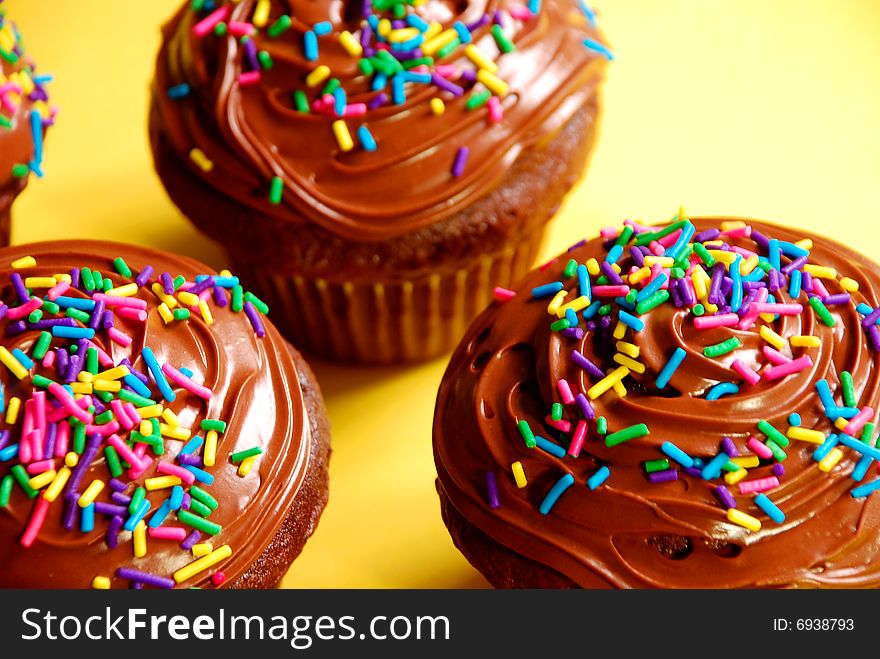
top-left (5, 0), bottom-right (880, 587)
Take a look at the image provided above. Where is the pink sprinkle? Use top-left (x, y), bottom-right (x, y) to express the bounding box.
top-left (649, 241), bottom-right (664, 256)
top-left (111, 400), bottom-right (134, 431)
top-left (134, 443), bottom-right (148, 460)
top-left (107, 327), bottom-right (132, 347)
top-left (161, 363), bottom-right (212, 400)
top-left (410, 65), bottom-right (430, 73)
top-left (493, 287), bottom-right (516, 301)
top-left (54, 421), bottom-right (70, 458)
top-left (86, 420), bottom-right (120, 437)
top-left (737, 288), bottom-right (768, 330)
top-left (509, 5), bottom-right (533, 19)
top-left (192, 5), bottom-right (231, 37)
top-left (42, 350), bottom-right (56, 369)
top-left (812, 280), bottom-right (830, 297)
top-left (7, 297), bottom-right (42, 320)
top-left (545, 415), bottom-right (571, 433)
top-left (724, 226), bottom-right (752, 239)
top-left (434, 64), bottom-right (458, 78)
top-left (26, 459), bottom-right (55, 475)
top-left (694, 313), bottom-right (739, 329)
top-left (738, 476), bottom-right (780, 495)
top-left (157, 462), bottom-right (196, 485)
top-left (844, 406), bottom-right (875, 437)
top-left (87, 341), bottom-right (114, 367)
top-left (227, 21), bottom-right (255, 37)
top-left (20, 497), bottom-right (50, 548)
top-left (592, 285), bottom-right (630, 297)
top-left (48, 383), bottom-right (93, 424)
top-left (599, 226), bottom-right (620, 239)
top-left (92, 294), bottom-right (147, 311)
top-left (539, 257), bottom-right (559, 272)
top-left (568, 419), bottom-right (587, 457)
top-left (762, 346), bottom-right (791, 365)
top-left (116, 307), bottom-right (147, 322)
top-left (657, 229), bottom-right (681, 248)
top-left (148, 526), bottom-right (188, 541)
top-left (557, 379), bottom-right (575, 404)
top-left (127, 457), bottom-right (153, 481)
top-left (108, 434), bottom-right (143, 470)
top-left (123, 402), bottom-right (142, 426)
top-left (238, 71), bottom-right (261, 86)
top-left (18, 432), bottom-right (31, 463)
top-left (747, 437), bottom-right (774, 459)
top-left (753, 303), bottom-right (803, 316)
top-left (343, 103), bottom-right (367, 117)
top-left (764, 355), bottom-right (813, 380)
top-left (731, 359), bottom-right (761, 385)
top-left (487, 96), bottom-right (503, 123)
top-left (46, 280), bottom-right (70, 300)
top-left (730, 245), bottom-right (758, 258)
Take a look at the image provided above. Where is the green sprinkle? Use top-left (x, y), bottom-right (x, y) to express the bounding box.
top-left (757, 419), bottom-right (789, 447)
top-left (178, 510), bottom-right (222, 536)
top-left (189, 499), bottom-right (213, 518)
top-left (765, 438), bottom-right (787, 461)
top-left (0, 474), bottom-right (13, 507)
top-left (358, 58), bottom-right (375, 75)
top-left (232, 285), bottom-right (244, 312)
top-left (131, 430), bottom-right (162, 448)
top-left (72, 422), bottom-right (86, 454)
top-left (321, 78), bottom-right (341, 96)
top-left (644, 458), bottom-right (670, 473)
top-left (213, 21), bottom-right (228, 37)
top-left (173, 308), bottom-right (191, 321)
top-left (95, 410), bottom-right (114, 425)
top-left (258, 50), bottom-right (273, 70)
top-left (0, 115), bottom-right (13, 129)
top-left (841, 371), bottom-right (856, 408)
top-left (809, 296), bottom-right (836, 327)
top-left (104, 446), bottom-right (123, 478)
top-left (95, 391), bottom-right (113, 404)
top-left (230, 446), bottom-right (263, 463)
top-left (615, 225), bottom-right (634, 247)
top-left (703, 337), bottom-right (742, 358)
top-left (597, 416), bottom-right (608, 435)
top-left (11, 163), bottom-right (29, 178)
top-left (550, 318), bottom-right (571, 331)
top-left (598, 304), bottom-right (611, 316)
top-left (268, 175), bottom-right (284, 205)
top-left (518, 420), bottom-right (536, 448)
top-left (402, 56), bottom-right (433, 69)
top-left (41, 300), bottom-right (60, 315)
top-left (10, 465), bottom-right (37, 499)
top-left (243, 291), bottom-right (269, 315)
top-left (635, 290), bottom-right (669, 315)
top-left (465, 89), bottom-right (491, 110)
top-left (86, 347), bottom-right (99, 375)
top-left (293, 90), bottom-right (310, 113)
top-left (173, 275), bottom-right (186, 290)
top-left (200, 419), bottom-right (227, 433)
top-left (693, 243), bottom-right (715, 267)
top-left (436, 37), bottom-right (460, 59)
top-left (118, 389), bottom-right (156, 408)
top-left (675, 244), bottom-right (693, 268)
top-left (267, 15), bottom-right (292, 38)
top-left (129, 487), bottom-right (146, 515)
top-left (721, 460), bottom-right (741, 473)
top-left (605, 423), bottom-right (649, 447)
top-left (625, 290), bottom-right (637, 304)
top-left (113, 257), bottom-right (132, 278)
top-left (633, 220), bottom-right (688, 246)
top-left (27, 310), bottom-right (42, 324)
top-left (190, 485), bottom-right (219, 510)
top-left (392, 2), bottom-right (406, 18)
top-left (692, 303), bottom-right (705, 316)
top-left (596, 275), bottom-right (609, 285)
top-left (81, 267), bottom-right (95, 291)
top-left (491, 24), bottom-right (515, 53)
top-left (65, 307), bottom-right (90, 323)
top-left (563, 259), bottom-right (578, 279)
top-left (31, 374), bottom-right (54, 389)
top-left (551, 402), bottom-right (563, 421)
top-left (861, 422), bottom-right (876, 445)
top-left (670, 267), bottom-right (686, 279)
top-left (92, 270), bottom-right (103, 292)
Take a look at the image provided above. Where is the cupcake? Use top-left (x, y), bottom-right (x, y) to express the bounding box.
top-left (0, 241), bottom-right (330, 588)
top-left (0, 6), bottom-right (55, 246)
top-left (149, 0), bottom-right (611, 363)
top-left (434, 216), bottom-right (880, 588)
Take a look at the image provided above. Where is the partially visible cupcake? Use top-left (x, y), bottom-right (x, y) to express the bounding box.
top-left (0, 6), bottom-right (55, 246)
top-left (0, 240), bottom-right (330, 588)
top-left (150, 0), bottom-right (611, 363)
top-left (435, 216), bottom-right (880, 588)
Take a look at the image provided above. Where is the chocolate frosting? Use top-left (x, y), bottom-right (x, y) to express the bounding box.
top-left (152, 0), bottom-right (608, 241)
top-left (0, 241), bottom-right (313, 588)
top-left (434, 218), bottom-right (880, 588)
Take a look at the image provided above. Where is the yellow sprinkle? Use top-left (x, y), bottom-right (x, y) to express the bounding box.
top-left (0, 347), bottom-right (28, 380)
top-left (77, 372), bottom-right (94, 384)
top-left (338, 30), bottom-right (363, 56)
top-left (28, 470), bottom-right (57, 491)
top-left (11, 256), bottom-right (36, 269)
top-left (616, 341), bottom-right (640, 359)
top-left (24, 276), bottom-right (57, 288)
top-left (377, 18), bottom-right (392, 37)
top-left (189, 148), bottom-right (214, 172)
top-left (133, 520), bottom-right (147, 558)
top-left (78, 479), bottom-right (105, 507)
top-left (161, 408), bottom-right (180, 426)
top-left (691, 266), bottom-right (709, 301)
top-left (43, 467), bottom-right (71, 502)
top-left (178, 291), bottom-right (200, 307)
top-left (53, 273), bottom-right (72, 284)
top-left (96, 365), bottom-right (130, 381)
top-left (173, 544), bottom-right (233, 584)
top-left (305, 64), bottom-right (331, 88)
top-left (546, 289), bottom-right (567, 315)
top-left (93, 379), bottom-right (121, 393)
top-left (587, 366), bottom-right (630, 400)
top-left (423, 29), bottom-right (459, 56)
top-left (612, 321), bottom-right (626, 340)
top-left (839, 277), bottom-right (859, 293)
top-left (139, 420), bottom-right (154, 436)
top-left (332, 119), bottom-right (354, 152)
top-left (787, 427), bottom-right (825, 444)
top-left (388, 27), bottom-right (420, 42)
top-left (160, 423), bottom-right (191, 441)
top-left (91, 576), bottom-right (111, 590)
top-left (613, 353), bottom-right (645, 374)
top-left (238, 454), bottom-right (258, 477)
top-left (104, 283), bottom-right (138, 297)
top-left (204, 430), bottom-right (218, 468)
top-left (707, 250), bottom-right (737, 265)
top-left (628, 266), bottom-right (652, 285)
top-left (145, 475), bottom-right (181, 491)
top-left (834, 417), bottom-right (850, 431)
top-left (423, 22), bottom-right (442, 40)
top-left (611, 263), bottom-right (622, 274)
top-left (611, 379), bottom-right (627, 398)
top-left (723, 466), bottom-right (748, 485)
top-left (252, 0), bottom-right (271, 27)
top-left (727, 508), bottom-right (762, 532)
top-left (586, 258), bottom-right (600, 276)
top-left (64, 452), bottom-right (79, 468)
top-left (818, 447), bottom-right (844, 473)
top-left (5, 396), bottom-right (21, 423)
top-left (740, 254), bottom-right (759, 275)
top-left (642, 256), bottom-right (675, 268)
top-left (759, 325), bottom-right (787, 351)
top-left (151, 283), bottom-right (178, 308)
top-left (192, 542), bottom-right (213, 558)
top-left (137, 404), bottom-right (164, 419)
top-left (476, 69), bottom-right (509, 97)
top-left (794, 238), bottom-right (813, 250)
top-left (464, 44), bottom-right (498, 72)
top-left (69, 382), bottom-right (93, 395)
top-left (430, 97), bottom-right (445, 115)
top-left (157, 303), bottom-right (174, 324)
top-left (219, 269), bottom-right (233, 278)
top-left (555, 295), bottom-right (590, 318)
top-left (198, 300), bottom-right (214, 326)
top-left (720, 220), bottom-right (746, 231)
top-left (803, 264), bottom-right (837, 279)
top-left (730, 456), bottom-right (760, 469)
top-left (511, 461), bottom-right (527, 488)
top-left (790, 335), bottom-right (820, 348)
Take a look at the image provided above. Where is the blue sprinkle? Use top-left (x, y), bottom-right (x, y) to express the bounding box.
top-left (213, 276), bottom-right (240, 288)
top-left (852, 454), bottom-right (873, 482)
top-left (0, 443), bottom-right (20, 462)
top-left (815, 380), bottom-right (836, 413)
top-left (184, 465), bottom-right (215, 486)
top-left (141, 347), bottom-right (176, 403)
top-left (179, 436), bottom-right (205, 456)
top-left (789, 269), bottom-right (802, 298)
top-left (528, 0), bottom-right (542, 14)
top-left (754, 493), bottom-right (785, 523)
top-left (779, 241), bottom-right (809, 258)
top-left (11, 348), bottom-right (34, 370)
top-left (540, 473), bottom-right (574, 514)
top-left (30, 110), bottom-right (43, 164)
top-left (54, 296), bottom-right (96, 311)
top-left (813, 434), bottom-right (839, 462)
top-left (768, 239), bottom-right (781, 271)
top-left (851, 479), bottom-right (880, 498)
top-left (358, 125), bottom-right (377, 152)
top-left (788, 412), bottom-right (801, 427)
top-left (535, 436), bottom-right (566, 459)
top-left (180, 367), bottom-right (194, 378)
top-left (618, 310), bottom-right (645, 331)
top-left (578, 0), bottom-right (598, 26)
top-left (857, 303), bottom-right (873, 316)
top-left (605, 244), bottom-right (624, 264)
top-left (51, 326), bottom-right (95, 340)
top-left (636, 273), bottom-right (668, 303)
top-left (656, 347), bottom-right (686, 389)
top-left (661, 441), bottom-right (694, 468)
top-left (371, 73), bottom-right (387, 91)
top-left (583, 38), bottom-right (615, 60)
top-left (123, 499), bottom-right (151, 532)
top-left (565, 307), bottom-right (578, 327)
top-left (80, 502), bottom-right (95, 533)
top-left (391, 75), bottom-right (406, 105)
top-left (664, 222), bottom-right (695, 260)
top-left (148, 500), bottom-right (172, 528)
top-left (123, 373), bottom-right (152, 398)
top-left (167, 83), bottom-right (191, 99)
top-left (730, 254), bottom-right (743, 312)
top-left (576, 264), bottom-right (591, 300)
top-left (170, 486), bottom-right (184, 511)
top-left (400, 71), bottom-right (431, 84)
top-left (304, 30), bottom-right (319, 61)
top-left (333, 87), bottom-right (346, 116)
top-left (839, 433), bottom-right (880, 461)
top-left (701, 452), bottom-right (730, 480)
top-left (532, 281), bottom-right (564, 299)
top-left (453, 21), bottom-right (471, 44)
top-left (587, 466), bottom-right (610, 490)
top-left (706, 382), bottom-right (739, 400)
top-left (406, 15), bottom-right (429, 31)
top-left (313, 21), bottom-right (332, 36)
top-left (582, 301), bottom-right (601, 320)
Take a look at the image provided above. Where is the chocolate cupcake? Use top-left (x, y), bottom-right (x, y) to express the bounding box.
top-left (434, 216), bottom-right (880, 588)
top-left (0, 241), bottom-right (330, 588)
top-left (149, 0), bottom-right (611, 363)
top-left (0, 7), bottom-right (55, 247)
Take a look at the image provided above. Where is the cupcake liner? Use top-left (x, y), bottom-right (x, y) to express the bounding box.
top-left (232, 230), bottom-right (544, 364)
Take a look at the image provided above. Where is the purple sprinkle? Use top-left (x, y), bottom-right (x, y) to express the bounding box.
top-left (108, 478), bottom-right (127, 492)
top-left (720, 276), bottom-right (732, 298)
top-left (717, 304), bottom-right (732, 315)
top-left (567, 239), bottom-right (588, 252)
top-left (694, 228), bottom-right (721, 243)
top-left (64, 354), bottom-right (82, 383)
top-left (560, 327), bottom-right (585, 340)
top-left (94, 502), bottom-right (129, 517)
top-left (55, 348), bottom-right (68, 377)
top-left (715, 484), bottom-right (737, 509)
top-left (360, 25), bottom-right (373, 50)
top-left (739, 288), bottom-right (758, 316)
top-left (575, 392), bottom-right (595, 420)
top-left (243, 38), bottom-right (259, 71)
top-left (630, 247), bottom-right (645, 267)
top-left (243, 301), bottom-right (266, 337)
top-left (768, 268), bottom-right (781, 293)
top-left (65, 434), bottom-right (102, 497)
top-left (720, 437), bottom-right (739, 457)
top-left (669, 280), bottom-right (684, 307)
top-left (781, 255), bottom-right (808, 275)
top-left (181, 530), bottom-right (202, 551)
top-left (0, 429), bottom-right (9, 450)
top-left (368, 92), bottom-right (389, 110)
top-left (361, 0), bottom-right (372, 17)
top-left (134, 265), bottom-right (153, 288)
top-left (493, 9), bottom-right (504, 24)
top-left (585, 321), bottom-right (597, 332)
top-left (62, 498), bottom-right (78, 531)
top-left (111, 492), bottom-right (132, 505)
top-left (823, 293), bottom-right (851, 306)
top-left (391, 19), bottom-right (406, 29)
top-left (451, 146), bottom-right (469, 177)
top-left (69, 267), bottom-right (80, 289)
top-left (131, 582), bottom-right (144, 590)
top-left (0, 303), bottom-right (6, 320)
top-left (43, 423), bottom-right (57, 457)
top-left (117, 568), bottom-right (175, 589)
top-left (868, 324), bottom-right (880, 351)
top-left (750, 229), bottom-right (770, 251)
top-left (120, 358), bottom-right (150, 385)
top-left (430, 73), bottom-right (464, 96)
top-left (708, 264), bottom-right (725, 304)
top-left (5, 320), bottom-right (26, 336)
top-left (106, 515), bottom-right (124, 549)
top-left (679, 279), bottom-right (696, 306)
top-left (572, 349), bottom-right (605, 380)
top-left (862, 306), bottom-right (880, 328)
top-left (801, 270), bottom-right (813, 292)
top-left (466, 14), bottom-right (490, 31)
top-left (600, 261), bottom-right (623, 285)
top-left (160, 272), bottom-right (174, 295)
top-left (178, 453), bottom-right (202, 467)
top-left (648, 468), bottom-right (678, 484)
top-left (485, 471), bottom-right (500, 509)
top-left (772, 463), bottom-right (785, 477)
top-left (189, 277), bottom-right (214, 295)
top-left (213, 285), bottom-right (228, 307)
top-left (181, 493), bottom-right (192, 510)
top-left (460, 68), bottom-right (477, 83)
top-left (684, 466), bottom-right (703, 478)
top-left (10, 272), bottom-right (30, 303)
top-left (102, 310), bottom-right (114, 329)
top-left (29, 318), bottom-right (77, 330)
top-left (88, 299), bottom-right (106, 330)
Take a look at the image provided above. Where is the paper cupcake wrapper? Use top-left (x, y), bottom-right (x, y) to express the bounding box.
top-left (231, 234), bottom-right (543, 364)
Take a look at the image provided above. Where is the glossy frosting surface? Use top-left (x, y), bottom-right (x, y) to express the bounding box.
top-left (435, 218), bottom-right (880, 588)
top-left (0, 241), bottom-right (311, 588)
top-left (152, 0), bottom-right (608, 241)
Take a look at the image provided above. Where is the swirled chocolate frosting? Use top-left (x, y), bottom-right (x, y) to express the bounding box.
top-left (152, 0), bottom-right (609, 241)
top-left (434, 217), bottom-right (880, 588)
top-left (0, 241), bottom-right (313, 588)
